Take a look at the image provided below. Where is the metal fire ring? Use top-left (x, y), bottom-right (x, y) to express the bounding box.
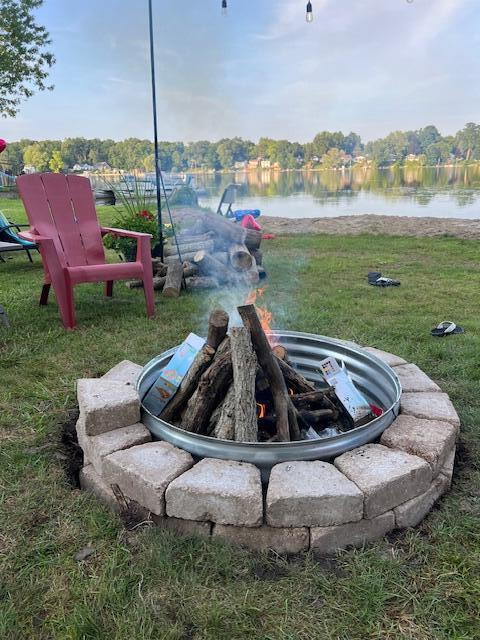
top-left (137, 331), bottom-right (402, 479)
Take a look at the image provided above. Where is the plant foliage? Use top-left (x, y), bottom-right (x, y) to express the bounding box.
top-left (0, 0), bottom-right (55, 117)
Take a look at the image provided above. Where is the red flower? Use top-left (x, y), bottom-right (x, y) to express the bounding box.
top-left (137, 210), bottom-right (153, 220)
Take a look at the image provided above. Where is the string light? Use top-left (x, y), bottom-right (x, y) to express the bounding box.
top-left (306, 1), bottom-right (313, 23)
top-left (222, 0), bottom-right (227, 16)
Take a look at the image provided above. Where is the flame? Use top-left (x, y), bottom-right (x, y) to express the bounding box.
top-left (245, 288), bottom-right (278, 346)
top-left (257, 402), bottom-right (267, 419)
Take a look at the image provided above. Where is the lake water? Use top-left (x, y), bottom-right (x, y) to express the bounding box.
top-left (195, 166), bottom-right (480, 219)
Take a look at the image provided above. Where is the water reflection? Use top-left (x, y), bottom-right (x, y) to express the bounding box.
top-left (197, 166), bottom-right (480, 219)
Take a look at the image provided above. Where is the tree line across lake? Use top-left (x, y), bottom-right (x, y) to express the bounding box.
top-left (2, 123), bottom-right (480, 174)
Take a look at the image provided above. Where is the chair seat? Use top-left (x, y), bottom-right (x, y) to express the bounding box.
top-left (67, 260), bottom-right (144, 284)
top-left (0, 241), bottom-right (24, 253)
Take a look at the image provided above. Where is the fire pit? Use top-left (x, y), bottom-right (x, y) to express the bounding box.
top-left (138, 330), bottom-right (401, 479)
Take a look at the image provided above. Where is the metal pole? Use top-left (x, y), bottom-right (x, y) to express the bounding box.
top-left (148, 0), bottom-right (164, 261)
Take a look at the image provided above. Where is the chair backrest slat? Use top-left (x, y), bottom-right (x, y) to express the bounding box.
top-left (17, 173), bottom-right (105, 268)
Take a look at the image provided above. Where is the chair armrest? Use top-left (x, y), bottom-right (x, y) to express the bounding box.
top-left (3, 223), bottom-right (30, 232)
top-left (100, 226), bottom-right (152, 239)
top-left (18, 229), bottom-right (52, 243)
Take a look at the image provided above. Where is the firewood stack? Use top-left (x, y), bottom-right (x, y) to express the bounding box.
top-left (126, 211), bottom-right (265, 298)
top-left (158, 306), bottom-right (355, 443)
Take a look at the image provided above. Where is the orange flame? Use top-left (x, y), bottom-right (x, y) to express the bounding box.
top-left (245, 288), bottom-right (278, 346)
top-left (257, 403), bottom-right (267, 419)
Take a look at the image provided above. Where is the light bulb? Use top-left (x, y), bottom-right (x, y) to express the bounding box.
top-left (306, 1), bottom-right (313, 22)
top-left (222, 0), bottom-right (227, 16)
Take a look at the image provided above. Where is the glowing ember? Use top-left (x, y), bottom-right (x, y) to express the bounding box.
top-left (245, 288), bottom-right (278, 346)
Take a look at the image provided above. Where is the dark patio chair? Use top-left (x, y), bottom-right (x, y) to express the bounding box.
top-left (216, 184), bottom-right (240, 217)
top-left (0, 211), bottom-right (37, 263)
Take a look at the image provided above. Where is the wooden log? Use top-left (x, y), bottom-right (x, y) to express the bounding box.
top-left (258, 266), bottom-right (267, 280)
top-left (298, 408), bottom-right (335, 423)
top-left (182, 263), bottom-right (198, 278)
top-left (212, 251), bottom-right (229, 265)
top-left (207, 309), bottom-right (229, 350)
top-left (202, 211), bottom-right (247, 244)
top-left (231, 326), bottom-right (258, 443)
top-left (165, 239), bottom-right (215, 257)
top-left (250, 248), bottom-right (263, 266)
top-left (276, 357), bottom-right (316, 394)
top-left (272, 345), bottom-right (288, 361)
top-left (229, 244), bottom-right (253, 272)
top-left (243, 263), bottom-right (260, 285)
top-left (153, 276), bottom-right (167, 290)
top-left (165, 251), bottom-right (198, 264)
top-left (125, 279), bottom-right (144, 289)
top-left (291, 390), bottom-right (327, 410)
top-left (175, 232), bottom-right (215, 245)
top-left (212, 385), bottom-right (236, 440)
top-left (245, 229), bottom-right (262, 250)
top-left (237, 304), bottom-right (290, 442)
top-left (194, 250), bottom-right (229, 282)
top-left (162, 261), bottom-right (183, 298)
top-left (181, 348), bottom-right (233, 434)
top-left (151, 259), bottom-right (168, 277)
top-left (177, 219), bottom-right (205, 237)
top-left (160, 344), bottom-right (216, 423)
top-left (185, 276), bottom-right (219, 289)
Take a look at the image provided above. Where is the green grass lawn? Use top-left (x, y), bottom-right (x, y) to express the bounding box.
top-left (1, 198), bottom-right (480, 639)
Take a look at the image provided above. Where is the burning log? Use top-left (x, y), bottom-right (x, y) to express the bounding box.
top-left (238, 304), bottom-right (290, 442)
top-left (162, 261), bottom-right (184, 298)
top-left (207, 309), bottom-right (229, 350)
top-left (211, 386), bottom-right (236, 440)
top-left (230, 326), bottom-right (258, 443)
top-left (291, 390), bottom-right (328, 410)
top-left (276, 357), bottom-right (316, 394)
top-left (181, 347), bottom-right (233, 434)
top-left (298, 408), bottom-right (335, 423)
top-left (229, 244), bottom-right (253, 272)
top-left (159, 344), bottom-right (216, 423)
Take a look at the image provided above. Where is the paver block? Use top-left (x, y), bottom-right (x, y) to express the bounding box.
top-left (77, 378), bottom-right (140, 436)
top-left (392, 364), bottom-right (441, 393)
top-left (362, 347), bottom-right (407, 367)
top-left (266, 461), bottom-right (363, 528)
top-left (152, 514), bottom-right (212, 539)
top-left (102, 360), bottom-right (143, 386)
top-left (213, 524), bottom-right (309, 554)
top-left (335, 444), bottom-right (432, 519)
top-left (77, 418), bottom-right (151, 476)
top-left (166, 458), bottom-right (263, 527)
top-left (380, 415), bottom-right (457, 476)
top-left (102, 442), bottom-right (194, 515)
top-left (394, 475), bottom-right (450, 528)
top-left (401, 392), bottom-right (460, 429)
top-left (310, 511), bottom-right (395, 555)
top-left (79, 465), bottom-right (120, 512)
top-left (440, 447), bottom-right (456, 486)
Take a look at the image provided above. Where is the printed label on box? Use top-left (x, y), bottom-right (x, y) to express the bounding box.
top-left (319, 356), bottom-right (372, 424)
top-left (143, 333), bottom-right (206, 415)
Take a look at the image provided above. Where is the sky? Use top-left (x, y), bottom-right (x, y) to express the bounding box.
top-left (2, 0), bottom-right (480, 144)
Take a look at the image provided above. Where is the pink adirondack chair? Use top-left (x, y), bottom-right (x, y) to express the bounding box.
top-left (17, 173), bottom-right (155, 329)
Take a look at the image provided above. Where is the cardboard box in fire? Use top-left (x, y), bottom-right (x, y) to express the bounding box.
top-left (143, 333), bottom-right (205, 415)
top-left (319, 356), bottom-right (373, 426)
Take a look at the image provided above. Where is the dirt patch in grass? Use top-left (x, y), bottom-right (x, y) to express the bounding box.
top-left (60, 410), bottom-right (83, 489)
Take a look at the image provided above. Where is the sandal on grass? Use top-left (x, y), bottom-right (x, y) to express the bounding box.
top-left (368, 274), bottom-right (401, 287)
top-left (431, 320), bottom-right (465, 337)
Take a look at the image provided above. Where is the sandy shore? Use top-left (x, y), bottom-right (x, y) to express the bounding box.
top-left (174, 209), bottom-right (480, 239)
top-left (259, 214), bottom-right (480, 239)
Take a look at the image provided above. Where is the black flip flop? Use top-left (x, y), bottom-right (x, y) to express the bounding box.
top-left (431, 321), bottom-right (465, 337)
